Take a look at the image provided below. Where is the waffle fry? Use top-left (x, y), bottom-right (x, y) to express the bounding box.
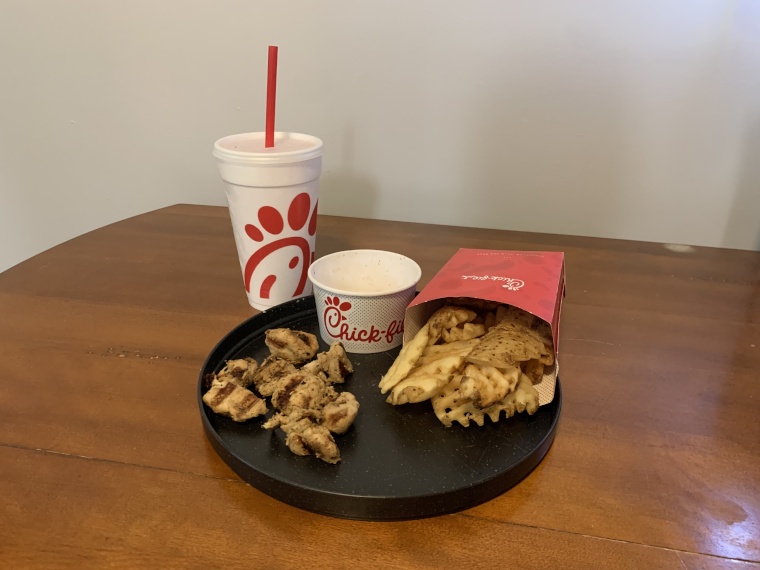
top-left (458, 364), bottom-right (520, 408)
top-left (418, 339), bottom-right (479, 362)
top-left (523, 359), bottom-right (545, 384)
top-left (427, 306), bottom-right (477, 345)
top-left (386, 374), bottom-right (452, 405)
top-left (379, 298), bottom-right (554, 427)
top-left (378, 323), bottom-right (431, 394)
top-left (441, 322), bottom-right (486, 343)
top-left (432, 373), bottom-right (539, 428)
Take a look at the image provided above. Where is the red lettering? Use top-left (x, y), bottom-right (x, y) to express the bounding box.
top-left (326, 322), bottom-right (382, 343)
top-left (324, 316), bottom-right (404, 344)
top-left (385, 319), bottom-right (404, 343)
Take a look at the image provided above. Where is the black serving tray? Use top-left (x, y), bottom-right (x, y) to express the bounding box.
top-left (198, 296), bottom-right (561, 521)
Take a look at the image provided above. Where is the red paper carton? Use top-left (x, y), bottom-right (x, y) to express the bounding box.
top-left (404, 248), bottom-right (566, 406)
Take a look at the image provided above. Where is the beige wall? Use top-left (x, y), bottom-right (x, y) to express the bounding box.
top-left (1, 0), bottom-right (759, 273)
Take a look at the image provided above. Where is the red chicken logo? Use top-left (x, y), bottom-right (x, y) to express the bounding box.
top-left (243, 193), bottom-right (318, 300)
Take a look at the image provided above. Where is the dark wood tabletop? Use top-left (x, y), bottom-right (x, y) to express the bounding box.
top-left (1, 204), bottom-right (758, 569)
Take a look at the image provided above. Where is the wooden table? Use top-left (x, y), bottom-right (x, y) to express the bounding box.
top-left (1, 205), bottom-right (758, 569)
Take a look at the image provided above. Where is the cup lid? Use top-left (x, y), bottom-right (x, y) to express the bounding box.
top-left (213, 132), bottom-right (323, 164)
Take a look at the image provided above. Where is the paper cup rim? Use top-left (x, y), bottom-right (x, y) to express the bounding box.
top-left (308, 250), bottom-right (422, 298)
top-left (213, 132), bottom-right (323, 164)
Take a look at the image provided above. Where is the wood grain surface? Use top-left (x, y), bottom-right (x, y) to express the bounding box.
top-left (1, 204), bottom-right (758, 569)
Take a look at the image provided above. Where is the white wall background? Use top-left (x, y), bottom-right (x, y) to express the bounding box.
top-left (1, 0), bottom-right (759, 273)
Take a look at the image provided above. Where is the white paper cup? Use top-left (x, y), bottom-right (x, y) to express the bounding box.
top-left (308, 250), bottom-right (422, 354)
top-left (213, 132), bottom-right (322, 311)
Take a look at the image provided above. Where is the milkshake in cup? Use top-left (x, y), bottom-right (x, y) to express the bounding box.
top-left (213, 132), bottom-right (323, 311)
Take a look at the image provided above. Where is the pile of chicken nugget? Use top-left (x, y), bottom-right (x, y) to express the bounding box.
top-left (379, 299), bottom-right (554, 427)
top-left (202, 329), bottom-right (358, 464)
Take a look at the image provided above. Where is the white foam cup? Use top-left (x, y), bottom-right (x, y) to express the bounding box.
top-left (308, 250), bottom-right (422, 354)
top-left (213, 132), bottom-right (323, 310)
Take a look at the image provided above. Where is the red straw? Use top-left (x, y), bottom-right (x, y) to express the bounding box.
top-left (265, 45), bottom-right (278, 148)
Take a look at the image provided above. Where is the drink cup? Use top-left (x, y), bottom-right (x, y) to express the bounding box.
top-left (213, 132), bottom-right (323, 311)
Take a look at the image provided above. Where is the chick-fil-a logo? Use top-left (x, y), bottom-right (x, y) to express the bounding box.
top-left (323, 296), bottom-right (404, 344)
top-left (461, 275), bottom-right (525, 291)
top-left (243, 193), bottom-right (318, 300)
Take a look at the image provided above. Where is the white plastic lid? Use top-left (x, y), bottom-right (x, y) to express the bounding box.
top-left (213, 132), bottom-right (322, 164)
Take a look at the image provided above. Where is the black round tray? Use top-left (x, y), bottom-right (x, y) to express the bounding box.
top-left (198, 296), bottom-right (561, 521)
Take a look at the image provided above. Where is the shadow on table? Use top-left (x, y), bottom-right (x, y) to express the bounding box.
top-left (723, 119), bottom-right (760, 251)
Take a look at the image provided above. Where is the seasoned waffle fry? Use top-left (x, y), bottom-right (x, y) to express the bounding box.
top-left (466, 326), bottom-right (544, 366)
top-left (427, 306), bottom-right (477, 345)
top-left (522, 359), bottom-right (545, 384)
top-left (406, 354), bottom-right (466, 379)
top-left (432, 373), bottom-right (539, 428)
top-left (380, 298), bottom-right (555, 427)
top-left (483, 311), bottom-right (497, 331)
top-left (386, 374), bottom-right (451, 405)
top-left (539, 352), bottom-right (554, 366)
top-left (441, 322), bottom-right (486, 343)
top-left (421, 339), bottom-right (480, 358)
top-left (493, 306), bottom-right (554, 365)
top-left (416, 346), bottom-right (475, 367)
top-left (383, 354), bottom-right (466, 404)
top-left (458, 364), bottom-right (520, 408)
top-left (378, 323), bottom-right (430, 394)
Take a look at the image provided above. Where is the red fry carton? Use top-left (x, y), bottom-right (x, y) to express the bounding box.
top-left (404, 248), bottom-right (566, 406)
